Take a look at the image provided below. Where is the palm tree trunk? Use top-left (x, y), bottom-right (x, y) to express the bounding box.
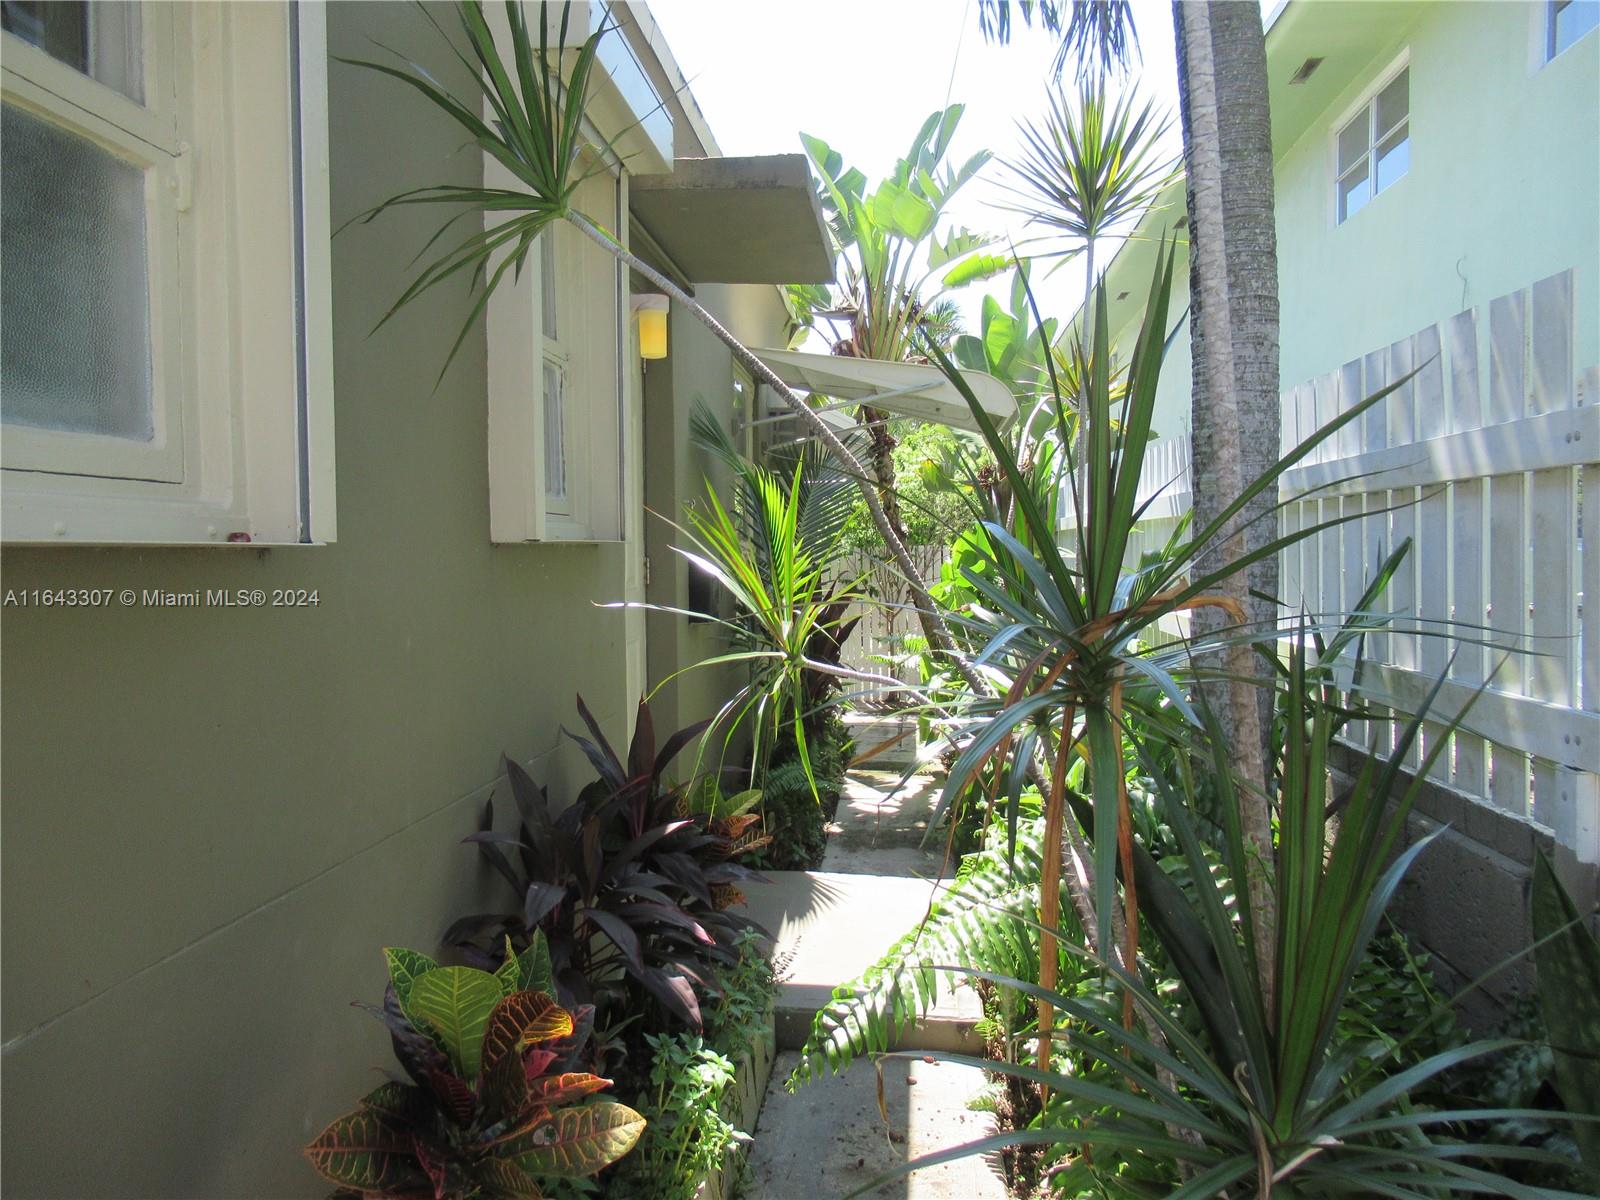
top-left (1172, 0), bottom-right (1279, 1012)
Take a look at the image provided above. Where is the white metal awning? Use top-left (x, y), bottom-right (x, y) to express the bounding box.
top-left (750, 347), bottom-right (1017, 434)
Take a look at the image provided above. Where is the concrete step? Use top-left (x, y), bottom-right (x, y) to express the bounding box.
top-left (843, 711), bottom-right (923, 771)
top-left (820, 770), bottom-right (954, 878)
top-left (734, 870), bottom-right (984, 1054)
top-left (743, 1050), bottom-right (1009, 1200)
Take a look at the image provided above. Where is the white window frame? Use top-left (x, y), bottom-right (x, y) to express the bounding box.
top-left (731, 366), bottom-right (756, 463)
top-left (487, 157), bottom-right (626, 544)
top-left (1331, 51), bottom-right (1411, 227)
top-left (483, 42), bottom-right (629, 546)
top-left (1545, 0), bottom-right (1600, 61)
top-left (1, 2), bottom-right (335, 545)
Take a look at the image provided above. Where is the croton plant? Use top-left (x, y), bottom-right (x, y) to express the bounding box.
top-left (304, 937), bottom-right (644, 1199)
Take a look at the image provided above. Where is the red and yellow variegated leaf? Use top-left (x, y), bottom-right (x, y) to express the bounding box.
top-left (359, 1081), bottom-right (426, 1122)
top-left (412, 1133), bottom-right (474, 1200)
top-left (480, 992), bottom-right (574, 1119)
top-left (522, 1049), bottom-right (558, 1081)
top-left (525, 1072), bottom-right (611, 1107)
top-left (483, 992), bottom-right (572, 1068)
top-left (412, 1135), bottom-right (447, 1200)
top-left (304, 1107), bottom-right (429, 1194)
top-left (425, 1067), bottom-right (477, 1127)
top-left (716, 814), bottom-right (760, 840)
top-left (475, 1156), bottom-right (545, 1200)
top-left (493, 1101), bottom-right (646, 1178)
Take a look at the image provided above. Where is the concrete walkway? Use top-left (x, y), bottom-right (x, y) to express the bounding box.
top-left (820, 770), bottom-right (956, 878)
top-left (743, 1052), bottom-right (1006, 1200)
top-left (736, 766), bottom-right (1009, 1199)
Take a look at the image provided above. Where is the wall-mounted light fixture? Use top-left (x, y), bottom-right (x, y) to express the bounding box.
top-left (632, 294), bottom-right (669, 360)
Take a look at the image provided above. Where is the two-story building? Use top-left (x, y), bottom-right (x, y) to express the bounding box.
top-left (1083, 0), bottom-right (1599, 1020)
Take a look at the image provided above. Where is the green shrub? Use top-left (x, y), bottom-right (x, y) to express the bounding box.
top-left (705, 929), bottom-right (777, 1057)
top-left (612, 1034), bottom-right (742, 1200)
top-left (611, 934), bottom-right (774, 1200)
top-left (750, 713), bottom-right (853, 871)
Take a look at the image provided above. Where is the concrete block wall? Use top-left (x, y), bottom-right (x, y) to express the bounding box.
top-left (1332, 744), bottom-right (1599, 1032)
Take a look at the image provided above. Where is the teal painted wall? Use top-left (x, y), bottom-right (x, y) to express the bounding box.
top-left (1274, 1), bottom-right (1598, 393)
top-left (1147, 0), bottom-right (1598, 440)
top-left (0, 4), bottom-right (780, 1194)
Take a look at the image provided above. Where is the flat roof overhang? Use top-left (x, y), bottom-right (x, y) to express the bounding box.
top-left (752, 347), bottom-right (1018, 434)
top-left (629, 154), bottom-right (836, 285)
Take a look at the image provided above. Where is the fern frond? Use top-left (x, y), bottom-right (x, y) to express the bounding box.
top-left (788, 814), bottom-right (1071, 1087)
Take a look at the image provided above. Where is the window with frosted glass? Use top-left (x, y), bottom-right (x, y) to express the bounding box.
top-left (542, 362), bottom-right (567, 507)
top-left (539, 232), bottom-right (568, 510)
top-left (0, 102), bottom-right (154, 440)
top-left (1336, 66), bottom-right (1409, 224)
top-left (539, 233), bottom-right (558, 341)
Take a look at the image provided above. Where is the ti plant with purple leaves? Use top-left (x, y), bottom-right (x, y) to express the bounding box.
top-left (445, 697), bottom-right (766, 1033)
top-left (304, 937), bottom-right (644, 1199)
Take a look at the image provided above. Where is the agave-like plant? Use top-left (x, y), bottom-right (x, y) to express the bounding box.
top-left (856, 652), bottom-right (1599, 1198)
top-left (919, 237), bottom-right (1422, 1061)
top-left (305, 938), bottom-right (644, 1199)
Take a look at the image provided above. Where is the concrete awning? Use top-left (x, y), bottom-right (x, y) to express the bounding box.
top-left (629, 154), bottom-right (835, 285)
top-left (753, 347), bottom-right (1017, 434)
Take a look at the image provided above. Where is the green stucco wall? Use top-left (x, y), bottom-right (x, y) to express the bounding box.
top-left (643, 287), bottom-right (787, 762)
top-left (1143, 0), bottom-right (1598, 440)
top-left (0, 5), bottom-right (777, 1195)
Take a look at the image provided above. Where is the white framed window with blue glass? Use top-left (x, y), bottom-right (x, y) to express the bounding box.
top-left (1334, 55), bottom-right (1410, 226)
top-left (1547, 0), bottom-right (1599, 60)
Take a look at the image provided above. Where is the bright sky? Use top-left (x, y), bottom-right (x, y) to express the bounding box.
top-left (644, 0), bottom-right (1184, 344)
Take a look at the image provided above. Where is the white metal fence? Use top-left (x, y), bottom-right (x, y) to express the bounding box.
top-left (1066, 271), bottom-right (1598, 861)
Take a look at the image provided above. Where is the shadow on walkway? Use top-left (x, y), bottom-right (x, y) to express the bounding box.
top-left (743, 1052), bottom-right (1006, 1199)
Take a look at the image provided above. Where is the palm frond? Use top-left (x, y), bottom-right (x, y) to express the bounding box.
top-left (339, 1), bottom-right (623, 383)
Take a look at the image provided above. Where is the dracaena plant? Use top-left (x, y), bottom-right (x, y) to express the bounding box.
top-left (1003, 74), bottom-right (1179, 315)
top-left (640, 406), bottom-right (876, 797)
top-left (445, 697), bottom-right (765, 1032)
top-left (859, 651), bottom-right (1599, 1199)
top-left (304, 937), bottom-right (644, 1200)
top-left (920, 239), bottom-right (1419, 1062)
